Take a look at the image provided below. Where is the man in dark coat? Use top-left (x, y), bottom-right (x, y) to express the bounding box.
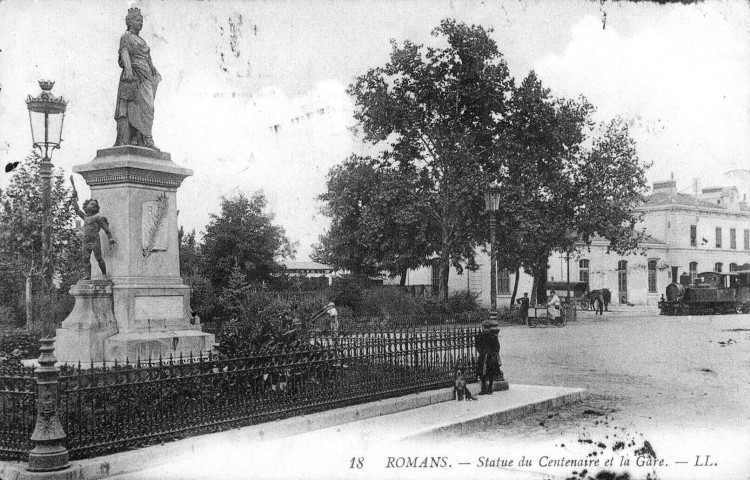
top-left (475, 320), bottom-right (501, 395)
top-left (516, 293), bottom-right (530, 323)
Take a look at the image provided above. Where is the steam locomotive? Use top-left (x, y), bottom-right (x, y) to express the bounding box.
top-left (658, 270), bottom-right (750, 315)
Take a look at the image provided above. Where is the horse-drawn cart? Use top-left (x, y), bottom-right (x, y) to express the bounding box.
top-left (544, 281), bottom-right (589, 308)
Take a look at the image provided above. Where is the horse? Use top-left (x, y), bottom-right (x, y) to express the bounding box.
top-left (587, 288), bottom-right (611, 311)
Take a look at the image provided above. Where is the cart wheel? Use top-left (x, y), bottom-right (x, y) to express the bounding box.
top-left (580, 300), bottom-right (590, 311)
top-left (527, 316), bottom-right (538, 328)
top-left (557, 315), bottom-right (567, 327)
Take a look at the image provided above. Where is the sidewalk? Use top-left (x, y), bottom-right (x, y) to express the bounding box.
top-left (0, 384), bottom-right (585, 480)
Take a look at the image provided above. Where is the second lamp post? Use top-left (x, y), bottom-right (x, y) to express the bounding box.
top-left (484, 185), bottom-right (502, 324)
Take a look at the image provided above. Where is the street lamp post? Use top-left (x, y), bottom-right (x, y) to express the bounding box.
top-left (25, 82), bottom-right (69, 472)
top-left (26, 80), bottom-right (67, 294)
top-left (483, 185), bottom-right (502, 323)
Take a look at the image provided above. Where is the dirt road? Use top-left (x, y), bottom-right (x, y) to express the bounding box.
top-left (429, 310), bottom-right (750, 480)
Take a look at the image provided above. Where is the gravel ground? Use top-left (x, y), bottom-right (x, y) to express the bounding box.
top-left (428, 309), bottom-right (750, 480)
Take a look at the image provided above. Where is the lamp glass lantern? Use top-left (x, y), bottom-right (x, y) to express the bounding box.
top-left (484, 186), bottom-right (502, 213)
top-left (26, 80), bottom-right (67, 159)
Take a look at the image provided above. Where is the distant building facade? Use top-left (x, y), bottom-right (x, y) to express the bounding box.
top-left (387, 178), bottom-right (750, 308)
top-left (282, 261), bottom-right (336, 286)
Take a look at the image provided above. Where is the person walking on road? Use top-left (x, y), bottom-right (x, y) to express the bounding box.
top-left (517, 293), bottom-right (530, 324)
top-left (475, 320), bottom-right (501, 395)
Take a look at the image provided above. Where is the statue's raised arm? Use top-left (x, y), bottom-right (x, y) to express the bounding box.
top-left (114, 7), bottom-right (161, 151)
top-left (70, 175), bottom-right (86, 220)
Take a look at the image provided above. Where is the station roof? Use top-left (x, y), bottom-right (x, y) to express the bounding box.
top-left (283, 261), bottom-right (333, 272)
top-left (642, 191), bottom-right (726, 209)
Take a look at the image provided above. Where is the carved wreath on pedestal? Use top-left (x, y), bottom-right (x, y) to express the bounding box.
top-left (142, 192), bottom-right (168, 259)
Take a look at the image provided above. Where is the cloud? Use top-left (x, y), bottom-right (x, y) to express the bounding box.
top-left (172, 79), bottom-right (355, 260)
top-left (535, 5), bottom-right (750, 191)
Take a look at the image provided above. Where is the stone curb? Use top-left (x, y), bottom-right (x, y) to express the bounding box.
top-left (401, 388), bottom-right (587, 440)
top-left (0, 382), bottom-right (510, 480)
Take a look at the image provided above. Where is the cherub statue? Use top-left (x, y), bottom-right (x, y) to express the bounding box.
top-left (71, 176), bottom-right (116, 280)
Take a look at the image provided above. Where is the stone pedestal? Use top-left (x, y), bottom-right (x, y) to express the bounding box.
top-left (54, 280), bottom-right (117, 364)
top-left (54, 146), bottom-right (214, 364)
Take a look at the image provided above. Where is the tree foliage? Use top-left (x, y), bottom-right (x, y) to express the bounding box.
top-left (178, 227), bottom-right (201, 277)
top-left (496, 72), bottom-right (648, 303)
top-left (0, 152), bottom-right (81, 285)
top-left (313, 156), bottom-right (433, 282)
top-left (0, 152), bottom-right (82, 328)
top-left (336, 20), bottom-right (514, 299)
top-left (200, 192), bottom-right (295, 290)
top-left (313, 157), bottom-right (383, 276)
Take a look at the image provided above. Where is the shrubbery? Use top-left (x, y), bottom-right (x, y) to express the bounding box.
top-left (327, 274), bottom-right (480, 317)
top-left (184, 273), bottom-right (221, 321)
top-left (211, 292), bottom-right (326, 357)
top-left (205, 273), bottom-right (481, 355)
top-left (356, 286), bottom-right (422, 316)
top-left (0, 326), bottom-right (42, 362)
top-left (444, 291), bottom-right (481, 313)
top-left (0, 305), bottom-right (18, 327)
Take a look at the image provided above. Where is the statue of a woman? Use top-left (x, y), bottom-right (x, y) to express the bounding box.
top-left (114, 7), bottom-right (161, 150)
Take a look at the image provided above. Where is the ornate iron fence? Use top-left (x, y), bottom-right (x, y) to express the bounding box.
top-left (0, 363), bottom-right (36, 461)
top-left (1, 326), bottom-right (479, 461)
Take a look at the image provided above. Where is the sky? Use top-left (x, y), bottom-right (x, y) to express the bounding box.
top-left (0, 0), bottom-right (748, 261)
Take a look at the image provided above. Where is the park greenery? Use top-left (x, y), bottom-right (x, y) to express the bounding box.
top-left (314, 19), bottom-right (650, 304)
top-left (0, 152), bottom-right (81, 330)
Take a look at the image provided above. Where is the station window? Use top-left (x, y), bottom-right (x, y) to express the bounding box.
top-left (579, 259), bottom-right (589, 284)
top-left (714, 262), bottom-right (723, 273)
top-left (690, 225), bottom-right (697, 247)
top-left (716, 227), bottom-right (722, 248)
top-left (730, 228), bottom-right (737, 249)
top-left (648, 260), bottom-right (657, 293)
top-left (730, 263), bottom-right (738, 272)
top-left (745, 229), bottom-right (750, 250)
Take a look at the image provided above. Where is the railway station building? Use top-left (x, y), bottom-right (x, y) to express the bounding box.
top-left (388, 177), bottom-right (750, 308)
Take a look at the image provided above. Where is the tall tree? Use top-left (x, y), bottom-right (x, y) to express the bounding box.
top-left (313, 156), bottom-right (434, 283)
top-left (0, 152), bottom-right (81, 326)
top-left (313, 156), bottom-right (383, 276)
top-left (496, 72), bottom-right (648, 303)
top-left (573, 117), bottom-right (650, 254)
top-left (348, 19), bottom-right (513, 300)
top-left (200, 192), bottom-right (295, 290)
top-left (360, 165), bottom-right (435, 284)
